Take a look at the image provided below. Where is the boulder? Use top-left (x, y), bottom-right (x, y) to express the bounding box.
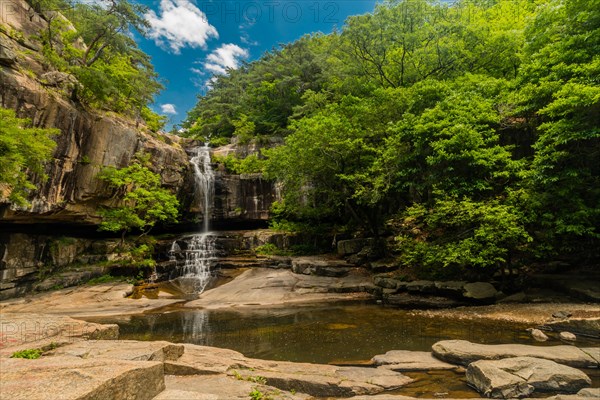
top-left (0, 356), bottom-right (165, 400)
top-left (337, 238), bottom-right (373, 255)
top-left (434, 281), bottom-right (467, 297)
top-left (463, 282), bottom-right (498, 301)
top-left (371, 350), bottom-right (457, 371)
top-left (466, 356), bottom-right (591, 398)
top-left (431, 340), bottom-right (598, 368)
top-left (373, 275), bottom-right (399, 289)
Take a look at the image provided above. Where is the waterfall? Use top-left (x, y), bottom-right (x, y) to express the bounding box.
top-left (191, 144), bottom-right (215, 232)
top-left (181, 233), bottom-right (216, 293)
top-left (171, 144), bottom-right (217, 295)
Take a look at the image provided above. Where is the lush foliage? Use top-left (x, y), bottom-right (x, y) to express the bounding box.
top-left (98, 153), bottom-right (179, 239)
top-left (0, 108), bottom-right (58, 206)
top-left (185, 0), bottom-right (599, 276)
top-left (27, 0), bottom-right (164, 128)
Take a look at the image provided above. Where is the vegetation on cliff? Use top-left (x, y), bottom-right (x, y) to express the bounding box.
top-left (27, 0), bottom-right (165, 128)
top-left (0, 109), bottom-right (58, 206)
top-left (184, 0), bottom-right (599, 277)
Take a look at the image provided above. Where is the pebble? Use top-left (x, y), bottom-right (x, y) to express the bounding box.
top-left (527, 328), bottom-right (549, 342)
top-left (560, 331), bottom-right (577, 341)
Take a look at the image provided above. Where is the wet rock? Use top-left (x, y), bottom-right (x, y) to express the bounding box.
top-left (337, 238), bottom-right (374, 255)
top-left (0, 356), bottom-right (165, 400)
top-left (386, 293), bottom-right (466, 309)
top-left (371, 350), bottom-right (457, 371)
top-left (434, 281), bottom-right (467, 297)
top-left (527, 328), bottom-right (549, 342)
top-left (463, 282), bottom-right (498, 301)
top-left (498, 292), bottom-right (527, 303)
top-left (560, 331), bottom-right (577, 341)
top-left (373, 275), bottom-right (399, 289)
top-left (544, 318), bottom-right (600, 339)
top-left (431, 340), bottom-right (598, 368)
top-left (553, 311), bottom-right (573, 319)
top-left (466, 356), bottom-right (591, 399)
top-left (406, 280), bottom-right (436, 294)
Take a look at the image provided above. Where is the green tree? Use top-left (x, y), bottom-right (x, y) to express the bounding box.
top-left (0, 108), bottom-right (58, 206)
top-left (98, 153), bottom-right (179, 241)
top-left (516, 0), bottom-right (600, 259)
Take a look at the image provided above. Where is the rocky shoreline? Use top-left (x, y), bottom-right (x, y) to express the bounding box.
top-left (1, 271), bottom-right (599, 399)
top-left (0, 312), bottom-right (598, 400)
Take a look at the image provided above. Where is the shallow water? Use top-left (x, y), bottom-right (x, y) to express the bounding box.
top-left (87, 302), bottom-right (599, 398)
top-left (87, 302), bottom-right (600, 363)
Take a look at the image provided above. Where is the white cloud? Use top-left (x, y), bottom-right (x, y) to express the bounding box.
top-left (203, 43), bottom-right (249, 75)
top-left (146, 0), bottom-right (218, 54)
top-left (160, 104), bottom-right (177, 114)
top-left (240, 32), bottom-right (259, 46)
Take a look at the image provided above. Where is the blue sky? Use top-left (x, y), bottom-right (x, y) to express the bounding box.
top-left (135, 0), bottom-right (379, 128)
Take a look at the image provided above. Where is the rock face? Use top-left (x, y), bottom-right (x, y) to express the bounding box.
top-left (431, 340), bottom-right (599, 368)
top-left (466, 357), bottom-right (591, 398)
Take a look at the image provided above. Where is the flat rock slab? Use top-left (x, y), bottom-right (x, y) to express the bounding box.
top-left (164, 344), bottom-right (250, 375)
top-left (49, 340), bottom-right (184, 362)
top-left (0, 283), bottom-right (182, 317)
top-left (371, 350), bottom-right (458, 371)
top-left (233, 360), bottom-right (413, 397)
top-left (466, 356), bottom-right (591, 399)
top-left (0, 313), bottom-right (118, 357)
top-left (185, 268), bottom-right (371, 309)
top-left (161, 375), bottom-right (308, 400)
top-left (432, 340), bottom-right (599, 368)
top-left (0, 356), bottom-right (164, 400)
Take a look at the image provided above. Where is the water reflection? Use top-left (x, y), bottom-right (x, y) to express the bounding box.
top-left (181, 310), bottom-right (210, 344)
top-left (90, 303), bottom-right (560, 364)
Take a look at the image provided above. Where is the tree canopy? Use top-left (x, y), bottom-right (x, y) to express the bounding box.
top-left (185, 0), bottom-right (599, 277)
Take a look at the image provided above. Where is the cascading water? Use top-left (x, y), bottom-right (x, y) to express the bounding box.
top-left (171, 144), bottom-right (217, 295)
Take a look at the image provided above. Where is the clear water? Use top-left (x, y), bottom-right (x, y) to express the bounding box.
top-left (90, 302), bottom-right (598, 364)
top-left (88, 303), bottom-right (599, 397)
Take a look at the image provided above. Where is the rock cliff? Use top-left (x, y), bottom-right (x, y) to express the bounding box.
top-left (0, 0), bottom-right (191, 224)
top-left (0, 0), bottom-right (278, 227)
